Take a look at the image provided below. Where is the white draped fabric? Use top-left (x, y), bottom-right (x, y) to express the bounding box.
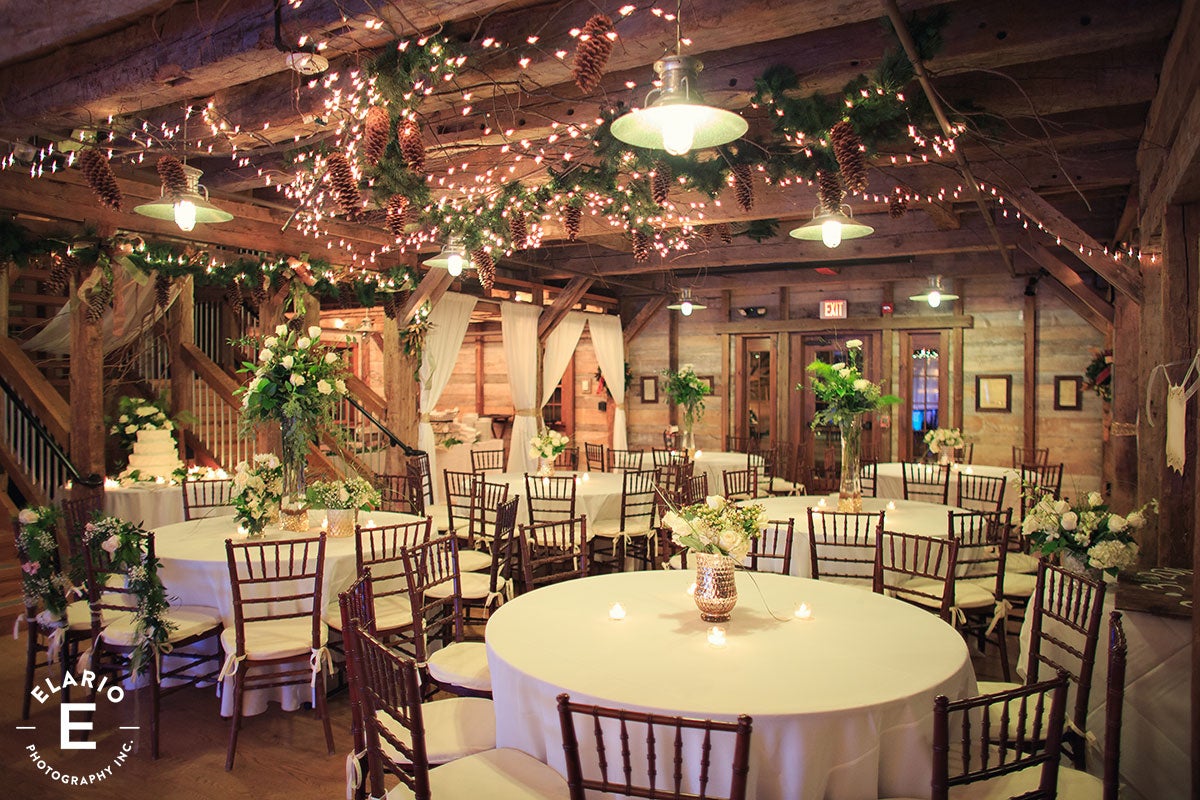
top-left (586, 313), bottom-right (628, 449)
top-left (540, 312), bottom-right (587, 406)
top-left (417, 293), bottom-right (477, 485)
top-left (501, 301), bottom-right (542, 474)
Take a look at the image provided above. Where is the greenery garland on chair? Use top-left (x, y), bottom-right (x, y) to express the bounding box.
top-left (16, 506), bottom-right (73, 622)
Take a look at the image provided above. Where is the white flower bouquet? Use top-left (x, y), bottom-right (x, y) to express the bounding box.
top-left (529, 428), bottom-right (570, 461)
top-left (306, 476), bottom-right (381, 511)
top-left (803, 339), bottom-right (900, 426)
top-left (230, 454), bottom-right (284, 535)
top-left (1021, 490), bottom-right (1157, 576)
top-left (661, 495), bottom-right (767, 561)
top-left (923, 427), bottom-right (964, 454)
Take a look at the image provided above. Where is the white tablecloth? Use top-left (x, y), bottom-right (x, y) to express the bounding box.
top-left (692, 450), bottom-right (751, 492)
top-left (487, 571), bottom-right (976, 800)
top-left (153, 510), bottom-right (419, 716)
top-left (1018, 579), bottom-right (1191, 800)
top-left (104, 484), bottom-right (191, 529)
top-left (749, 495), bottom-right (959, 577)
top-left (875, 462), bottom-right (1021, 511)
top-left (433, 441), bottom-right (505, 503)
top-left (489, 471), bottom-right (625, 526)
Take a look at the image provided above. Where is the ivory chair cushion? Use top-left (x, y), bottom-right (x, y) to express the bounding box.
top-left (219, 618), bottom-right (327, 661)
top-left (456, 548), bottom-right (493, 573)
top-left (426, 570), bottom-right (493, 601)
top-left (427, 641), bottom-right (490, 693)
top-left (588, 519), bottom-right (654, 538)
top-left (385, 747), bottom-right (570, 799)
top-left (378, 696), bottom-right (495, 764)
top-left (325, 594), bottom-right (413, 632)
top-left (895, 578), bottom-right (996, 610)
top-left (101, 605), bottom-right (221, 646)
top-left (1005, 552), bottom-right (1041, 574)
top-left (64, 599), bottom-right (96, 631)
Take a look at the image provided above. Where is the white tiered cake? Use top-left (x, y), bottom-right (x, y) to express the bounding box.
top-left (124, 429), bottom-right (183, 479)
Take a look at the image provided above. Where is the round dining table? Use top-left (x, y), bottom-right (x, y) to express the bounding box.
top-left (874, 462), bottom-right (1021, 511)
top-left (487, 570), bottom-right (975, 800)
top-left (489, 470), bottom-right (626, 525)
top-left (153, 509), bottom-right (421, 716)
top-left (748, 495), bottom-right (962, 577)
top-left (104, 482), bottom-right (194, 529)
top-left (692, 450), bottom-right (752, 493)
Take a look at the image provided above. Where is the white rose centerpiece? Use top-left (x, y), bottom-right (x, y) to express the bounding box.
top-left (306, 476), bottom-right (381, 537)
top-left (923, 427), bottom-right (965, 463)
top-left (529, 428), bottom-right (570, 474)
top-left (1021, 491), bottom-right (1157, 577)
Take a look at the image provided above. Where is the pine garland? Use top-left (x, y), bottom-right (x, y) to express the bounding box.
top-left (508, 212), bottom-right (528, 249)
top-left (572, 14), bottom-right (616, 94)
top-left (830, 120), bottom-right (868, 193)
top-left (80, 150), bottom-right (123, 211)
top-left (651, 161), bottom-right (672, 207)
top-left (398, 120), bottom-right (425, 174)
top-left (156, 156), bottom-right (189, 200)
top-left (326, 152), bottom-right (362, 217)
top-left (363, 106), bottom-right (391, 166)
top-left (731, 163), bottom-right (755, 212)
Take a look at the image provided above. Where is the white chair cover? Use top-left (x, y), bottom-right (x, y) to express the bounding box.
top-left (418, 293), bottom-right (478, 485)
top-left (501, 301), bottom-right (542, 474)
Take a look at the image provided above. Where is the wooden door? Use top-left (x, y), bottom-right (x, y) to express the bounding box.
top-left (734, 336), bottom-right (776, 447)
top-left (789, 332), bottom-right (882, 479)
top-left (897, 331), bottom-right (949, 461)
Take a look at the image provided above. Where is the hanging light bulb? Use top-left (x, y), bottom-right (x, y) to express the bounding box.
top-left (173, 198), bottom-right (197, 232)
top-left (446, 250), bottom-right (464, 277)
top-left (667, 288), bottom-right (706, 316)
top-left (790, 205), bottom-right (873, 249)
top-left (681, 299), bottom-right (694, 316)
top-left (135, 164), bottom-right (233, 232)
top-left (610, 56), bottom-right (747, 155)
top-left (423, 236), bottom-right (470, 276)
top-left (908, 275), bottom-right (959, 307)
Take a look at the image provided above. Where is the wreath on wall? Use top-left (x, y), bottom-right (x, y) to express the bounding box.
top-left (1083, 349), bottom-right (1113, 403)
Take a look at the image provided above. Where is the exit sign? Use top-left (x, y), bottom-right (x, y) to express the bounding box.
top-left (819, 299), bottom-right (848, 319)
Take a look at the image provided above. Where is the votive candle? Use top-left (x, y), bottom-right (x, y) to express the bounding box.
top-left (609, 602), bottom-right (627, 621)
top-left (707, 626), bottom-right (727, 647)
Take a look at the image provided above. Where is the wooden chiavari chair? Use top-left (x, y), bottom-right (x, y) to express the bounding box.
top-left (606, 448), bottom-right (646, 472)
top-left (807, 509), bottom-right (882, 587)
top-left (959, 441), bottom-right (975, 464)
top-left (340, 518), bottom-right (431, 647)
top-left (683, 473), bottom-right (709, 505)
top-left (1012, 445), bottom-right (1050, 468)
top-left (1020, 462), bottom-right (1065, 522)
top-left (747, 445), bottom-right (779, 497)
top-left (901, 461), bottom-right (951, 504)
top-left (585, 442), bottom-right (607, 472)
top-left (61, 493), bottom-right (103, 551)
top-left (524, 473), bottom-right (577, 524)
top-left (459, 495), bottom-right (522, 620)
top-left (949, 510), bottom-right (1011, 680)
top-left (767, 443), bottom-right (805, 495)
top-left (376, 473), bottom-right (424, 516)
top-left (352, 624), bottom-right (567, 799)
top-left (652, 447), bottom-right (688, 468)
top-left (338, 572), bottom-right (375, 800)
top-left (874, 530), bottom-right (960, 623)
top-left (721, 468), bottom-right (758, 501)
top-left (653, 461), bottom-right (694, 505)
top-left (557, 693), bottom-right (753, 800)
top-left (554, 446), bottom-right (579, 470)
top-left (748, 518), bottom-right (794, 575)
top-left (724, 434), bottom-right (755, 453)
top-left (223, 535), bottom-right (331, 770)
top-left (859, 459), bottom-right (878, 498)
top-left (519, 517), bottom-right (589, 590)
top-left (956, 471), bottom-right (1007, 513)
top-left (406, 451), bottom-right (435, 513)
top-left (181, 477), bottom-right (235, 520)
top-left (470, 445), bottom-right (506, 475)
top-left (590, 469), bottom-right (657, 572)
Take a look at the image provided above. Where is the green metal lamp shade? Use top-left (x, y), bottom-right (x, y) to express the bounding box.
top-left (133, 195), bottom-right (233, 225)
top-left (788, 209), bottom-right (874, 246)
top-left (610, 102), bottom-right (748, 154)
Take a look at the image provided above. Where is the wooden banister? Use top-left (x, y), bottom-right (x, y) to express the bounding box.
top-left (0, 337), bottom-right (69, 446)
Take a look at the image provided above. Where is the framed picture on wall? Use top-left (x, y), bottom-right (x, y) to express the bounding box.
top-left (640, 376), bottom-right (658, 403)
top-left (698, 376), bottom-right (715, 392)
top-left (1054, 375), bottom-right (1083, 411)
top-left (975, 374), bottom-right (1012, 413)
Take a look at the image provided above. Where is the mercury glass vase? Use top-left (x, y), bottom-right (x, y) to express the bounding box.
top-left (325, 508), bottom-right (357, 538)
top-left (838, 415), bottom-right (864, 513)
top-left (693, 552), bottom-right (738, 622)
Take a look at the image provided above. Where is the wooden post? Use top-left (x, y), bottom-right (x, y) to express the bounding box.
top-left (1023, 286), bottom-right (1038, 452)
top-left (474, 336), bottom-right (484, 414)
top-left (255, 286), bottom-right (286, 457)
top-left (1137, 256), bottom-right (1165, 567)
top-left (167, 276), bottom-right (195, 460)
top-left (69, 272), bottom-right (104, 496)
top-left (1109, 296), bottom-right (1141, 513)
top-left (381, 312), bottom-right (419, 475)
top-left (880, 283), bottom-right (895, 462)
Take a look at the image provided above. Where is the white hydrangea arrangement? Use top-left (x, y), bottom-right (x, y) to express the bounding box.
top-left (661, 495), bottom-right (767, 561)
top-left (230, 453), bottom-right (283, 536)
top-left (306, 476), bottom-right (381, 511)
top-left (923, 427), bottom-right (964, 454)
top-left (1021, 490), bottom-right (1157, 576)
top-left (529, 428), bottom-right (570, 460)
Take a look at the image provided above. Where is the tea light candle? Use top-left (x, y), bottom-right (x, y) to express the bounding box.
top-left (366, 518), bottom-right (376, 528)
top-left (886, 500), bottom-right (896, 511)
top-left (609, 602), bottom-right (626, 621)
top-left (794, 602), bottom-right (813, 620)
top-left (817, 497), bottom-right (827, 508)
top-left (321, 517), bottom-right (329, 529)
top-left (695, 449), bottom-right (704, 457)
top-left (686, 582), bottom-right (697, 596)
top-left (707, 626), bottom-right (727, 647)
top-left (155, 476), bottom-right (166, 485)
top-left (215, 468), bottom-right (229, 479)
top-left (581, 472), bottom-right (589, 482)
top-left (965, 466), bottom-right (974, 475)
top-left (236, 524), bottom-right (248, 536)
top-left (104, 477), bottom-right (120, 489)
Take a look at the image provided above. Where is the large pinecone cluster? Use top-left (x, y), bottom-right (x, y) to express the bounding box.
top-left (563, 205), bottom-right (581, 241)
top-left (363, 106), bottom-right (391, 166)
top-left (817, 171), bottom-right (845, 214)
top-left (830, 120), bottom-right (868, 194)
top-left (385, 195), bottom-right (409, 238)
top-left (651, 161), bottom-right (672, 208)
top-left (154, 274), bottom-right (171, 310)
top-left (631, 230), bottom-right (650, 262)
top-left (731, 163), bottom-right (754, 212)
top-left (156, 156), bottom-right (188, 200)
top-left (572, 14), bottom-right (615, 94)
top-left (508, 212), bottom-right (528, 249)
top-left (80, 150), bottom-right (122, 211)
top-left (888, 193), bottom-right (909, 219)
top-left (326, 153), bottom-right (362, 217)
top-left (85, 278), bottom-right (113, 324)
top-left (472, 248), bottom-right (495, 293)
top-left (398, 120), bottom-right (425, 173)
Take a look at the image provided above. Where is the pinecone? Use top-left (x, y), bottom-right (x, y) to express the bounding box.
top-left (731, 163), bottom-right (754, 212)
top-left (363, 106), bottom-right (391, 166)
top-left (716, 223), bottom-right (732, 245)
top-left (250, 280), bottom-right (267, 307)
top-left (326, 152), bottom-right (362, 217)
top-left (631, 230), bottom-right (650, 262)
top-left (287, 316), bottom-right (305, 333)
top-left (817, 171), bottom-right (845, 214)
top-left (86, 278), bottom-right (113, 324)
top-left (154, 273), bottom-right (171, 309)
top-left (385, 195), bottom-right (409, 238)
top-left (564, 205), bottom-right (582, 241)
top-left (398, 120), bottom-right (425, 174)
top-left (44, 255), bottom-right (72, 294)
top-left (472, 248), bottom-right (495, 293)
top-left (888, 194), bottom-right (909, 219)
top-left (698, 225), bottom-right (715, 243)
top-left (572, 14), bottom-right (616, 94)
top-left (830, 120), bottom-right (868, 194)
top-left (156, 156), bottom-right (188, 200)
top-left (651, 161), bottom-right (671, 207)
top-left (79, 150), bottom-right (122, 211)
top-left (508, 212), bottom-right (528, 249)
top-left (382, 293), bottom-right (400, 319)
top-left (224, 279), bottom-right (243, 307)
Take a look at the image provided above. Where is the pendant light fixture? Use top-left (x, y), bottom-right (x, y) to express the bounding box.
top-left (609, 3), bottom-right (746, 155)
top-left (422, 237), bottom-right (470, 277)
top-left (788, 205), bottom-right (873, 249)
top-left (134, 163), bottom-right (234, 232)
top-left (908, 275), bottom-right (959, 308)
top-left (667, 288), bottom-right (706, 316)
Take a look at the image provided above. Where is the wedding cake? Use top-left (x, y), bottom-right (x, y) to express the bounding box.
top-left (123, 429), bottom-right (183, 479)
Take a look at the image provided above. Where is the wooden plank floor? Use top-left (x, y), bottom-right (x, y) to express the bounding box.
top-left (0, 611), bottom-right (1014, 799)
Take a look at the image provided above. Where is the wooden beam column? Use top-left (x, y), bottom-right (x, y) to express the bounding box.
top-left (254, 284), bottom-right (287, 458)
top-left (167, 276), bottom-right (194, 460)
top-left (1023, 283), bottom-right (1038, 453)
top-left (69, 271), bottom-right (103, 496)
top-left (1109, 296), bottom-right (1141, 511)
top-left (382, 310), bottom-right (418, 474)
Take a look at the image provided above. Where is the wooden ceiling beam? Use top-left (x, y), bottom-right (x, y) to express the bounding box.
top-left (1039, 274), bottom-right (1113, 334)
top-left (537, 276), bottom-right (593, 341)
top-left (1022, 244), bottom-right (1115, 326)
top-left (0, 0), bottom-right (175, 69)
top-left (623, 296), bottom-right (669, 346)
top-left (399, 269), bottom-right (455, 324)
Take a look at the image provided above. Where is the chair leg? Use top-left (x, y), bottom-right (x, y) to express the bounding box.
top-left (225, 669), bottom-right (245, 771)
top-left (997, 624), bottom-right (1011, 682)
top-left (22, 630), bottom-right (36, 721)
top-left (60, 640), bottom-right (73, 704)
top-left (316, 674), bottom-right (334, 755)
top-left (150, 657), bottom-right (161, 760)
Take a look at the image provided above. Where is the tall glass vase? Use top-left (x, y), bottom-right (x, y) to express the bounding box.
top-left (681, 409), bottom-right (697, 457)
top-left (838, 415), bottom-right (864, 512)
top-left (280, 417), bottom-right (309, 532)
